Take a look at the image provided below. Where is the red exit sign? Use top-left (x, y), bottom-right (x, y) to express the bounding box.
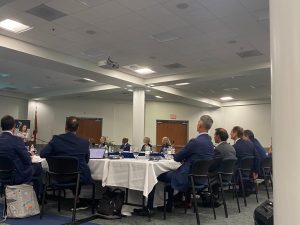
top-left (170, 114), bottom-right (177, 119)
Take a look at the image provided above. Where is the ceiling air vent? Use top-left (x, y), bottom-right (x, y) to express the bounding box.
top-left (26, 4), bottom-right (67, 21)
top-left (163, 63), bottom-right (186, 69)
top-left (236, 49), bottom-right (263, 58)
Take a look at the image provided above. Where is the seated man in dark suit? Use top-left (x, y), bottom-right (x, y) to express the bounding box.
top-left (231, 126), bottom-right (258, 194)
top-left (135, 115), bottom-right (214, 215)
top-left (243, 130), bottom-right (268, 176)
top-left (0, 115), bottom-right (43, 199)
top-left (120, 137), bottom-right (131, 152)
top-left (40, 116), bottom-right (92, 210)
top-left (209, 128), bottom-right (237, 197)
top-left (214, 128), bottom-right (236, 160)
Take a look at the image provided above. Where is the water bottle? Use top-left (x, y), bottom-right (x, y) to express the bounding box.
top-left (104, 146), bottom-right (108, 158)
top-left (145, 146), bottom-right (151, 159)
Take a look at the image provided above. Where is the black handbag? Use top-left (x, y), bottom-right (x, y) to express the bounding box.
top-left (97, 188), bottom-right (125, 219)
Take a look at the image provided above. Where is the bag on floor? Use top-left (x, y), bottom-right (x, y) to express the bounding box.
top-left (5, 184), bottom-right (40, 218)
top-left (97, 188), bottom-right (124, 219)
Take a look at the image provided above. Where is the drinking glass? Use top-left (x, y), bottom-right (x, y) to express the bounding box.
top-left (133, 151), bottom-right (139, 160)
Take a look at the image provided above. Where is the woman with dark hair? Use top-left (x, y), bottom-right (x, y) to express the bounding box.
top-left (243, 130), bottom-right (268, 175)
top-left (17, 124), bottom-right (30, 144)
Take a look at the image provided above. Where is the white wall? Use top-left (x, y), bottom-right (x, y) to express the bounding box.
top-left (28, 98), bottom-right (133, 144)
top-left (28, 98), bottom-right (271, 147)
top-left (0, 95), bottom-right (28, 120)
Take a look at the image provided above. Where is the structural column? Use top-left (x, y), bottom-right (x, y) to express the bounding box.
top-left (132, 88), bottom-right (145, 148)
top-left (270, 1), bottom-right (300, 225)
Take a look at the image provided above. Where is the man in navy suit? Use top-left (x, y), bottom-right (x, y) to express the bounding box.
top-left (120, 138), bottom-right (131, 152)
top-left (135, 115), bottom-right (214, 216)
top-left (231, 126), bottom-right (258, 194)
top-left (40, 116), bottom-right (92, 209)
top-left (0, 115), bottom-right (42, 198)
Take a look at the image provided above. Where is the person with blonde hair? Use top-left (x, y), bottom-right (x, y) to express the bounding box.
top-left (141, 136), bottom-right (152, 151)
top-left (160, 137), bottom-right (171, 153)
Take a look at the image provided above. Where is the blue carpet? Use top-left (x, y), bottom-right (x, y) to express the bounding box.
top-left (0, 204), bottom-right (98, 225)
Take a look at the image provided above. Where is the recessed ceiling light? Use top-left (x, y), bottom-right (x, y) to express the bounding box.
top-left (83, 78), bottom-right (96, 82)
top-left (128, 89), bottom-right (134, 92)
top-left (0, 19), bottom-right (32, 33)
top-left (126, 84), bottom-right (132, 87)
top-left (175, 82), bottom-right (190, 86)
top-left (134, 68), bottom-right (156, 75)
top-left (220, 96), bottom-right (234, 101)
top-left (149, 84), bottom-right (155, 87)
top-left (146, 89), bottom-right (151, 92)
top-left (155, 95), bottom-right (163, 99)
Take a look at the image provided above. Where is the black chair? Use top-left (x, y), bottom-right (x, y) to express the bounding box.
top-left (187, 159), bottom-right (215, 225)
top-left (216, 158), bottom-right (240, 218)
top-left (40, 156), bottom-right (96, 224)
top-left (0, 155), bottom-right (15, 217)
top-left (237, 156), bottom-right (258, 207)
top-left (260, 157), bottom-right (273, 199)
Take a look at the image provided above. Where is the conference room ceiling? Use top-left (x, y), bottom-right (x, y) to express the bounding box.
top-left (0, 0), bottom-right (270, 106)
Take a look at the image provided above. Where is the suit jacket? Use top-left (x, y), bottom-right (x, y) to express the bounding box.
top-left (215, 142), bottom-right (236, 160)
top-left (233, 139), bottom-right (259, 173)
top-left (251, 139), bottom-right (268, 174)
top-left (172, 133), bottom-right (214, 192)
top-left (210, 142), bottom-right (237, 173)
top-left (120, 143), bottom-right (131, 152)
top-left (0, 132), bottom-right (33, 184)
top-left (40, 132), bottom-right (92, 184)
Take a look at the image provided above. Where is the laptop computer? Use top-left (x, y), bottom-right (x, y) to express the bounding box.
top-left (90, 148), bottom-right (105, 159)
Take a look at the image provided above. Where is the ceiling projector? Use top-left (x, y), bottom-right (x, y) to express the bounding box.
top-left (98, 57), bottom-right (119, 69)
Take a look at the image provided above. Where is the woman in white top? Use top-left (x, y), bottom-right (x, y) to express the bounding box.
top-left (17, 124), bottom-right (30, 143)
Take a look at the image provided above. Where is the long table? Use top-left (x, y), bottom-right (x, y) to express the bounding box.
top-left (36, 156), bottom-right (181, 197)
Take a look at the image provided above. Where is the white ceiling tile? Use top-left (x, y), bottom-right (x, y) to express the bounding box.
top-left (53, 15), bottom-right (91, 30)
top-left (137, 5), bottom-right (188, 30)
top-left (200, 0), bottom-right (248, 18)
top-left (238, 0), bottom-right (269, 12)
top-left (161, 0), bottom-right (215, 23)
top-left (73, 1), bottom-right (131, 24)
top-left (116, 0), bottom-right (158, 11)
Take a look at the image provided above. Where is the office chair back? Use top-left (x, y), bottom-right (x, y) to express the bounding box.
top-left (46, 156), bottom-right (79, 184)
top-left (0, 155), bottom-right (15, 185)
top-left (261, 157), bottom-right (272, 170)
top-left (219, 158), bottom-right (237, 181)
top-left (239, 156), bottom-right (255, 170)
top-left (191, 159), bottom-right (212, 184)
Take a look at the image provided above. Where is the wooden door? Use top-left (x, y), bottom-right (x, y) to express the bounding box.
top-left (156, 120), bottom-right (188, 152)
top-left (74, 118), bottom-right (102, 144)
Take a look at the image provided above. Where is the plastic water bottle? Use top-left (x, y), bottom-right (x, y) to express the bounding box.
top-left (145, 146), bottom-right (151, 159)
top-left (104, 146), bottom-right (108, 158)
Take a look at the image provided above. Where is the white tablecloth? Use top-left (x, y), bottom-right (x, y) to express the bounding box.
top-left (37, 156), bottom-right (180, 197)
top-left (89, 158), bottom-right (180, 197)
